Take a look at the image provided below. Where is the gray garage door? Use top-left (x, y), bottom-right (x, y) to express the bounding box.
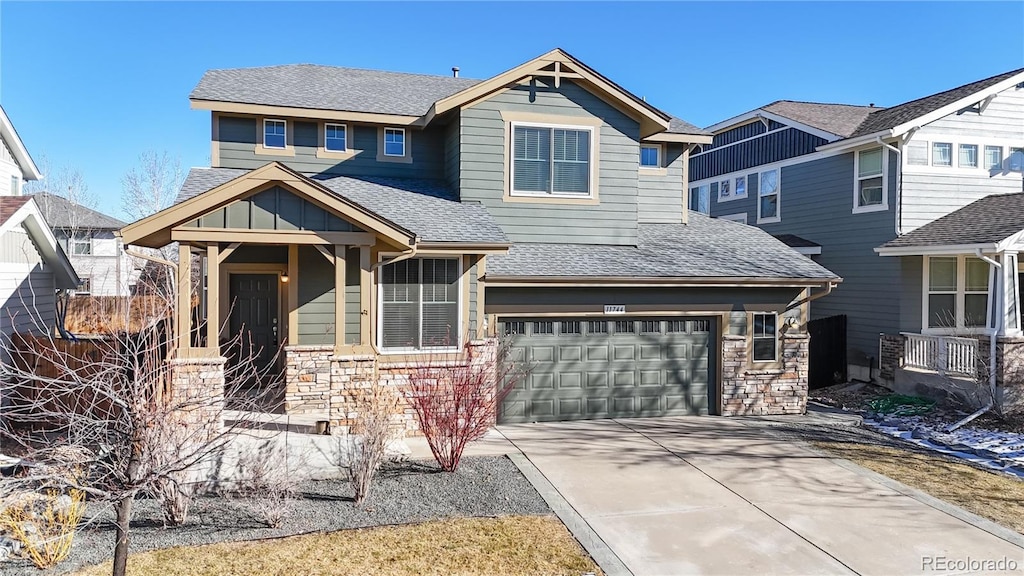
top-left (498, 317), bottom-right (714, 423)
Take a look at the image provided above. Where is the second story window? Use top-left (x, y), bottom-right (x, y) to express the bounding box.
top-left (68, 233), bottom-right (92, 256)
top-left (325, 123), bottom-right (347, 152)
top-left (384, 128), bottom-right (405, 156)
top-left (985, 145), bottom-right (1003, 169)
top-left (932, 142), bottom-right (952, 167)
top-left (855, 147), bottom-right (884, 211)
top-left (689, 184), bottom-right (709, 214)
top-left (758, 169), bottom-right (779, 223)
top-left (640, 145), bottom-right (660, 168)
top-left (264, 119), bottom-right (286, 149)
top-left (959, 144), bottom-right (978, 168)
top-left (512, 124), bottom-right (592, 196)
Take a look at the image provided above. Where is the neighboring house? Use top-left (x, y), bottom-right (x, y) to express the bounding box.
top-left (694, 68), bottom-right (1024, 382)
top-left (0, 105), bottom-right (43, 196)
top-left (120, 49), bottom-right (838, 428)
top-left (31, 192), bottom-right (139, 297)
top-left (877, 193), bottom-right (1024, 411)
top-left (0, 196), bottom-right (79, 340)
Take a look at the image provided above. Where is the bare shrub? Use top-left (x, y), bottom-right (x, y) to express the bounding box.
top-left (234, 439), bottom-right (299, 528)
top-left (343, 384), bottom-right (400, 505)
top-left (405, 338), bottom-right (522, 472)
top-left (0, 488), bottom-right (85, 569)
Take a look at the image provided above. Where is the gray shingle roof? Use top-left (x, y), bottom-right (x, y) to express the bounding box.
top-left (668, 116), bottom-right (710, 136)
top-left (849, 68), bottom-right (1024, 138)
top-left (190, 64), bottom-right (482, 116)
top-left (488, 214), bottom-right (839, 280)
top-left (30, 192), bottom-right (126, 229)
top-left (762, 101), bottom-right (880, 138)
top-left (176, 168), bottom-right (507, 244)
top-left (881, 193), bottom-right (1024, 249)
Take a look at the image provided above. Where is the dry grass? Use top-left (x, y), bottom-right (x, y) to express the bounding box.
top-left (814, 441), bottom-right (1024, 533)
top-left (73, 515), bottom-right (602, 576)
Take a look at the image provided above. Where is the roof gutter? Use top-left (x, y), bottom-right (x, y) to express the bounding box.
top-left (484, 276), bottom-right (841, 288)
top-left (785, 281), bottom-right (837, 312)
top-left (816, 129), bottom-right (895, 152)
top-left (875, 242), bottom-right (999, 257)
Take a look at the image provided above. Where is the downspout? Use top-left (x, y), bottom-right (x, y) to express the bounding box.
top-left (947, 250), bottom-right (1001, 431)
top-left (876, 137), bottom-right (903, 236)
top-left (785, 281), bottom-right (836, 312)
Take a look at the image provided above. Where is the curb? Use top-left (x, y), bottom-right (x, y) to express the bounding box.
top-left (507, 452), bottom-right (633, 576)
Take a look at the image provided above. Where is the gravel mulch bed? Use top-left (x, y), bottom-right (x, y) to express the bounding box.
top-left (9, 455), bottom-right (550, 575)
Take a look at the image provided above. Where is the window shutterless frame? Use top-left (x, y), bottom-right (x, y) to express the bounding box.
top-left (639, 144), bottom-right (661, 168)
top-left (377, 256), bottom-right (462, 353)
top-left (383, 128), bottom-right (405, 157)
top-left (853, 146), bottom-right (888, 214)
top-left (751, 312), bottom-right (778, 362)
top-left (756, 168), bottom-right (780, 224)
top-left (263, 119), bottom-right (287, 149)
top-left (509, 121), bottom-right (595, 199)
top-left (921, 255), bottom-right (993, 334)
top-left (324, 123), bottom-right (347, 152)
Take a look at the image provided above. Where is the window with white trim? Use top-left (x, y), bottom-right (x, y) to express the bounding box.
top-left (76, 277), bottom-right (91, 295)
top-left (512, 123), bottom-right (592, 196)
top-left (985, 145), bottom-right (1003, 170)
top-left (384, 128), bottom-right (406, 157)
top-left (719, 178), bottom-right (731, 200)
top-left (325, 123), bottom-right (347, 152)
top-left (752, 312), bottom-right (777, 362)
top-left (263, 119), bottom-right (286, 149)
top-left (734, 175), bottom-right (747, 198)
top-left (640, 145), bottom-right (660, 168)
top-left (68, 233), bottom-right (92, 256)
top-left (932, 142), bottom-right (952, 167)
top-left (925, 256), bottom-right (989, 330)
top-left (757, 169), bottom-right (779, 222)
top-left (689, 184), bottom-right (710, 214)
top-left (907, 141), bottom-right (929, 166)
top-left (855, 147), bottom-right (884, 210)
top-left (380, 258), bottom-right (460, 350)
top-left (958, 144), bottom-right (978, 168)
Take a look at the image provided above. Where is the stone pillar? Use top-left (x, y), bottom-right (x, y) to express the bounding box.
top-left (284, 345), bottom-right (333, 416)
top-left (720, 335), bottom-right (751, 416)
top-left (329, 353), bottom-right (377, 433)
top-left (878, 334), bottom-right (905, 383)
top-left (167, 356), bottom-right (226, 432)
top-left (719, 333), bottom-right (809, 416)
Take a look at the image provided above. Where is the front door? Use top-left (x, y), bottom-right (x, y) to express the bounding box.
top-left (228, 274), bottom-right (280, 381)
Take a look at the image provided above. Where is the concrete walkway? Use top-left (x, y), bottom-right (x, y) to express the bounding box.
top-left (499, 417), bottom-right (1024, 576)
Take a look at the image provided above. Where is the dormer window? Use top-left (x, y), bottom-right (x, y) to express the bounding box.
top-left (640, 145), bottom-right (661, 168)
top-left (384, 128), bottom-right (405, 156)
top-left (511, 123), bottom-right (593, 197)
top-left (264, 119), bottom-right (286, 149)
top-left (325, 123), bottom-right (347, 152)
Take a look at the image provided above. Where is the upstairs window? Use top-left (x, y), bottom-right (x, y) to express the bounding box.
top-left (985, 145), bottom-right (1003, 169)
top-left (9, 175), bottom-right (18, 195)
top-left (932, 142), bottom-right (952, 167)
top-left (959, 144), bottom-right (978, 168)
top-left (263, 119), bottom-right (286, 149)
top-left (907, 141), bottom-right (929, 165)
top-left (1011, 148), bottom-right (1024, 171)
top-left (380, 258), bottom-right (460, 351)
top-left (855, 147), bottom-right (885, 211)
top-left (734, 175), bottom-right (747, 198)
top-left (640, 145), bottom-right (660, 168)
top-left (757, 169), bottom-right (779, 223)
top-left (384, 128), bottom-right (406, 156)
top-left (752, 312), bottom-right (778, 362)
top-left (325, 123), bottom-right (347, 152)
top-left (68, 233), bottom-right (92, 256)
top-left (689, 184), bottom-right (710, 214)
top-left (512, 124), bottom-right (592, 196)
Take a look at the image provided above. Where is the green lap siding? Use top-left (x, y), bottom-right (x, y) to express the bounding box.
top-left (297, 245), bottom-right (335, 345)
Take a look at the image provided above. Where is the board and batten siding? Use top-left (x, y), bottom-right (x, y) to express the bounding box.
top-left (458, 79), bottom-right (640, 245)
top-left (0, 229), bottom-right (55, 339)
top-left (709, 151), bottom-right (901, 367)
top-left (691, 126), bottom-right (829, 182)
top-left (186, 186), bottom-right (363, 232)
top-left (638, 143), bottom-right (685, 223)
top-left (900, 86), bottom-right (1024, 232)
top-left (216, 116), bottom-right (446, 179)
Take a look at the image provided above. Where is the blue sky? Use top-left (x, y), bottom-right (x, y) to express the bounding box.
top-left (2, 1), bottom-right (1022, 217)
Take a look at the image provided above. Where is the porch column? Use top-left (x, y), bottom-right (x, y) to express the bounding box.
top-left (999, 251), bottom-right (1021, 337)
top-left (360, 245), bottom-right (371, 346)
top-left (206, 244), bottom-right (220, 350)
top-left (335, 245), bottom-right (346, 349)
top-left (177, 244), bottom-right (192, 350)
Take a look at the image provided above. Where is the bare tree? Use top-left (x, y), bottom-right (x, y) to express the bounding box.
top-left (341, 383), bottom-right (400, 504)
top-left (0, 275), bottom-right (276, 576)
top-left (120, 151), bottom-right (182, 224)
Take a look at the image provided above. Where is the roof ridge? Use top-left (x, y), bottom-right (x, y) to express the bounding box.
top-left (203, 62), bottom-right (482, 82)
top-left (773, 99), bottom-right (883, 109)
top-left (868, 67), bottom-right (1024, 112)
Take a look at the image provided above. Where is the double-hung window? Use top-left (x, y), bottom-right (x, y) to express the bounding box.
top-left (384, 128), bottom-right (405, 157)
top-left (689, 184), bottom-right (710, 214)
top-left (758, 169), bottom-right (779, 222)
top-left (325, 123), bottom-right (347, 152)
top-left (932, 142), bottom-right (952, 167)
top-left (263, 119), bottom-right (286, 149)
top-left (380, 258), bottom-right (460, 351)
top-left (511, 124), bottom-right (592, 196)
top-left (855, 147), bottom-right (885, 211)
top-left (926, 256), bottom-right (990, 330)
top-left (69, 233), bottom-right (92, 256)
top-left (985, 145), bottom-right (1003, 169)
top-left (752, 312), bottom-right (778, 362)
top-left (640, 145), bottom-right (660, 168)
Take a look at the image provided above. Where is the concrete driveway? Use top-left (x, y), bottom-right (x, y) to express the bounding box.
top-left (499, 417), bottom-right (1024, 576)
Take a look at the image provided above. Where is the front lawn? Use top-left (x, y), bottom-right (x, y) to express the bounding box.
top-left (73, 516), bottom-right (602, 576)
top-left (814, 441), bottom-right (1024, 533)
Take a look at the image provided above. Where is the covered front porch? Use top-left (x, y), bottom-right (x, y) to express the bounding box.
top-left (119, 162), bottom-right (504, 431)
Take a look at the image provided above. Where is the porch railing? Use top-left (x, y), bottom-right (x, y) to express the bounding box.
top-left (902, 333), bottom-right (979, 377)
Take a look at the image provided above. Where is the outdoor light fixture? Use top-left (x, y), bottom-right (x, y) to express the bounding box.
top-left (280, 273), bottom-right (289, 283)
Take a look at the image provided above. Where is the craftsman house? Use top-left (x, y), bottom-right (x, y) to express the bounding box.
top-left (120, 49), bottom-right (839, 428)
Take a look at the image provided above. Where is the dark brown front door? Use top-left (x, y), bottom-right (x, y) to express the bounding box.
top-left (229, 274), bottom-right (280, 380)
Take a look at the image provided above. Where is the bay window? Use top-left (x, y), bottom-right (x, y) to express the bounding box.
top-left (925, 256), bottom-right (990, 330)
top-left (512, 123), bottom-right (592, 196)
top-left (380, 258), bottom-right (460, 351)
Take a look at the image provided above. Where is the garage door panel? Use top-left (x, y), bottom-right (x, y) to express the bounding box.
top-left (499, 316), bottom-right (713, 423)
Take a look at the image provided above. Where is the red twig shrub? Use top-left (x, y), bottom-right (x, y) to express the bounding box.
top-left (405, 339), bottom-right (522, 472)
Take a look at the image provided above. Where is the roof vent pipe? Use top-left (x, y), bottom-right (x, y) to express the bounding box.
top-left (452, 67), bottom-right (460, 78)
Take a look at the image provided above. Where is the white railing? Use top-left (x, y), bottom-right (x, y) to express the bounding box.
top-left (902, 333), bottom-right (979, 377)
